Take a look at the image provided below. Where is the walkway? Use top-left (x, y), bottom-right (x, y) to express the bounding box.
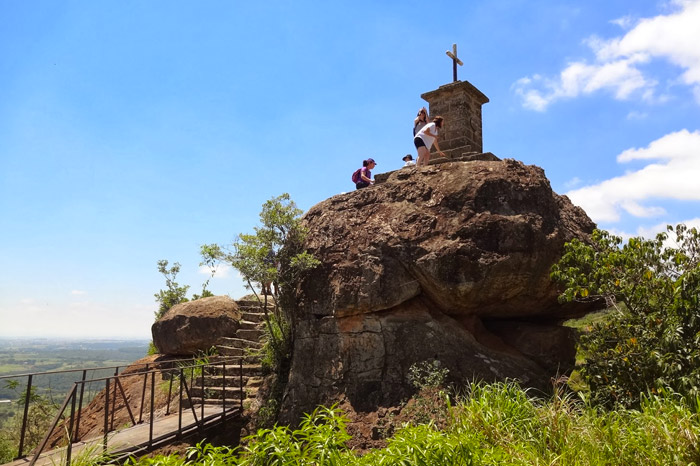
top-left (4, 404), bottom-right (240, 466)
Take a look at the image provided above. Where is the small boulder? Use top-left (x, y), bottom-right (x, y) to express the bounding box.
top-left (151, 296), bottom-right (241, 355)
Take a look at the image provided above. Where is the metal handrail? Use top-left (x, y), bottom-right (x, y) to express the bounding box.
top-left (3, 356), bottom-right (246, 465)
top-left (0, 357), bottom-right (206, 381)
top-left (1, 356), bottom-right (240, 459)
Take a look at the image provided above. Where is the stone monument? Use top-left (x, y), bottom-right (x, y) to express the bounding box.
top-left (421, 44), bottom-right (490, 160)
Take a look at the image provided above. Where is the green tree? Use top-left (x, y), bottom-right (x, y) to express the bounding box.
top-left (551, 225), bottom-right (700, 408)
top-left (153, 260), bottom-right (190, 320)
top-left (0, 381), bottom-right (58, 463)
top-left (201, 194), bottom-right (319, 401)
top-left (192, 246), bottom-right (219, 301)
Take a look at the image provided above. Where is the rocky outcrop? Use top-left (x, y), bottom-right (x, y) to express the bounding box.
top-left (152, 296), bottom-right (242, 355)
top-left (280, 158), bottom-right (599, 422)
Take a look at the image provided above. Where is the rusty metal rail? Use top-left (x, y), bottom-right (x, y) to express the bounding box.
top-left (0, 356), bottom-right (246, 465)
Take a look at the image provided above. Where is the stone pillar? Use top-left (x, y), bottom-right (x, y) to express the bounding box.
top-left (421, 80), bottom-right (489, 160)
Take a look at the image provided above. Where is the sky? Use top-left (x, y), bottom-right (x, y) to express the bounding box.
top-left (1, 0), bottom-right (699, 339)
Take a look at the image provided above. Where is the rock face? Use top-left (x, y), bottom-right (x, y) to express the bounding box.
top-left (280, 158), bottom-right (598, 422)
top-left (152, 296), bottom-right (242, 355)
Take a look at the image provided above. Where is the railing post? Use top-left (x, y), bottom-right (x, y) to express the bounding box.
top-left (103, 378), bottom-right (110, 453)
top-left (200, 366), bottom-right (205, 420)
top-left (28, 384), bottom-right (77, 466)
top-left (178, 368), bottom-right (183, 438)
top-left (65, 384), bottom-right (78, 466)
top-left (239, 358), bottom-right (244, 410)
top-left (16, 374), bottom-right (33, 459)
top-left (74, 369), bottom-right (87, 441)
top-left (139, 364), bottom-right (149, 423)
top-left (149, 371), bottom-right (155, 449)
top-left (166, 368), bottom-right (174, 415)
top-left (110, 367), bottom-right (119, 431)
top-left (222, 360), bottom-right (227, 416)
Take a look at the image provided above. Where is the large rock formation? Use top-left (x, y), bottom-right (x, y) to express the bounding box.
top-left (280, 157), bottom-right (598, 421)
top-left (152, 295), bottom-right (242, 355)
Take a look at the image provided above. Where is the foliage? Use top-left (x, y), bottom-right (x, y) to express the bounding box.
top-left (0, 382), bottom-right (58, 462)
top-left (0, 434), bottom-right (14, 464)
top-left (400, 360), bottom-right (452, 428)
top-left (201, 194), bottom-right (319, 425)
top-left (551, 225), bottom-right (700, 409)
top-left (236, 405), bottom-right (351, 465)
top-left (153, 260), bottom-right (190, 320)
top-left (407, 360), bottom-right (449, 391)
top-left (147, 341), bottom-right (159, 356)
top-left (178, 349), bottom-right (216, 381)
top-left (125, 382), bottom-right (700, 466)
top-left (193, 245), bottom-right (221, 301)
top-left (258, 314), bottom-right (291, 375)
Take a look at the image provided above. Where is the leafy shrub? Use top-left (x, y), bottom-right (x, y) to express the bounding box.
top-left (399, 360), bottom-right (453, 428)
top-left (407, 360), bottom-right (449, 391)
top-left (236, 404), bottom-right (351, 465)
top-left (0, 382), bottom-right (58, 462)
top-left (124, 382), bottom-right (700, 466)
top-left (551, 225), bottom-right (700, 408)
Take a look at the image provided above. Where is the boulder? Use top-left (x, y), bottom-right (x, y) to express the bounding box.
top-left (280, 158), bottom-right (600, 422)
top-left (152, 296), bottom-right (241, 355)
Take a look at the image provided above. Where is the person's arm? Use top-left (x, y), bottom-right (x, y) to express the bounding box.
top-left (433, 138), bottom-right (445, 157)
top-left (360, 168), bottom-right (373, 183)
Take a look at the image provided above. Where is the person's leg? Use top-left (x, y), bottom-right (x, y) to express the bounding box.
top-left (417, 146), bottom-right (430, 166)
top-left (414, 137), bottom-right (426, 166)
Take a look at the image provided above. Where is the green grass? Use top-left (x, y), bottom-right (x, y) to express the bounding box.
top-left (0, 364), bottom-right (28, 373)
top-left (125, 382), bottom-right (700, 466)
top-left (563, 308), bottom-right (613, 331)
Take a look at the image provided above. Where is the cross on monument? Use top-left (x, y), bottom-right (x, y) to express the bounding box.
top-left (445, 43), bottom-right (463, 82)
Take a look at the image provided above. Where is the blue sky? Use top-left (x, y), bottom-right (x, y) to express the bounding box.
top-left (1, 0), bottom-right (699, 339)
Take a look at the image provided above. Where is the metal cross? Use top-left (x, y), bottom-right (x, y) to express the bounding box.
top-left (445, 43), bottom-right (463, 82)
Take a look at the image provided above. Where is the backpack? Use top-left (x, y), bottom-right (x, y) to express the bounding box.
top-left (351, 168), bottom-right (362, 184)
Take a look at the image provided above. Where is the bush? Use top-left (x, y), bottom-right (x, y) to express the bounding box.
top-left (407, 360), bottom-right (449, 391)
top-left (551, 225), bottom-right (700, 408)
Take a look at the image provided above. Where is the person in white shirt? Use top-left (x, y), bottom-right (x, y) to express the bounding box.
top-left (402, 154), bottom-right (416, 167)
top-left (413, 116), bottom-right (445, 166)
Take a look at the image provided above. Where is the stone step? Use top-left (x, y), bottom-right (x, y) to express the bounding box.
top-left (239, 320), bottom-right (263, 330)
top-left (217, 347), bottom-right (262, 362)
top-left (188, 386), bottom-right (246, 400)
top-left (241, 312), bottom-right (266, 323)
top-left (217, 346), bottom-right (261, 359)
top-left (236, 300), bottom-right (275, 309)
top-left (189, 385), bottom-right (259, 400)
top-left (199, 374), bottom-right (258, 386)
top-left (209, 363), bottom-right (263, 377)
top-left (246, 376), bottom-right (264, 388)
top-left (217, 337), bottom-right (263, 350)
top-left (237, 329), bottom-right (265, 341)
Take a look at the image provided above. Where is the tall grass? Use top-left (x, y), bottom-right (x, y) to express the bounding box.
top-left (126, 382), bottom-right (700, 466)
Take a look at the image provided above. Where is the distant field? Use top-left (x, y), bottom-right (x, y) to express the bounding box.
top-left (0, 338), bottom-right (150, 417)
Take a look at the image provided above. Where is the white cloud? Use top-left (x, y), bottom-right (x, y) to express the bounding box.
top-left (610, 15), bottom-right (635, 30)
top-left (566, 129), bottom-right (700, 222)
top-left (607, 217), bottom-right (700, 244)
top-left (71, 290), bottom-right (87, 295)
top-left (635, 217), bottom-right (700, 240)
top-left (514, 0), bottom-right (700, 110)
top-left (198, 263), bottom-right (233, 279)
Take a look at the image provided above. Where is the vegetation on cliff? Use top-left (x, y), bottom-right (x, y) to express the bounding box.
top-left (201, 193), bottom-right (320, 425)
top-left (552, 224), bottom-right (700, 409)
top-left (127, 381), bottom-right (700, 465)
